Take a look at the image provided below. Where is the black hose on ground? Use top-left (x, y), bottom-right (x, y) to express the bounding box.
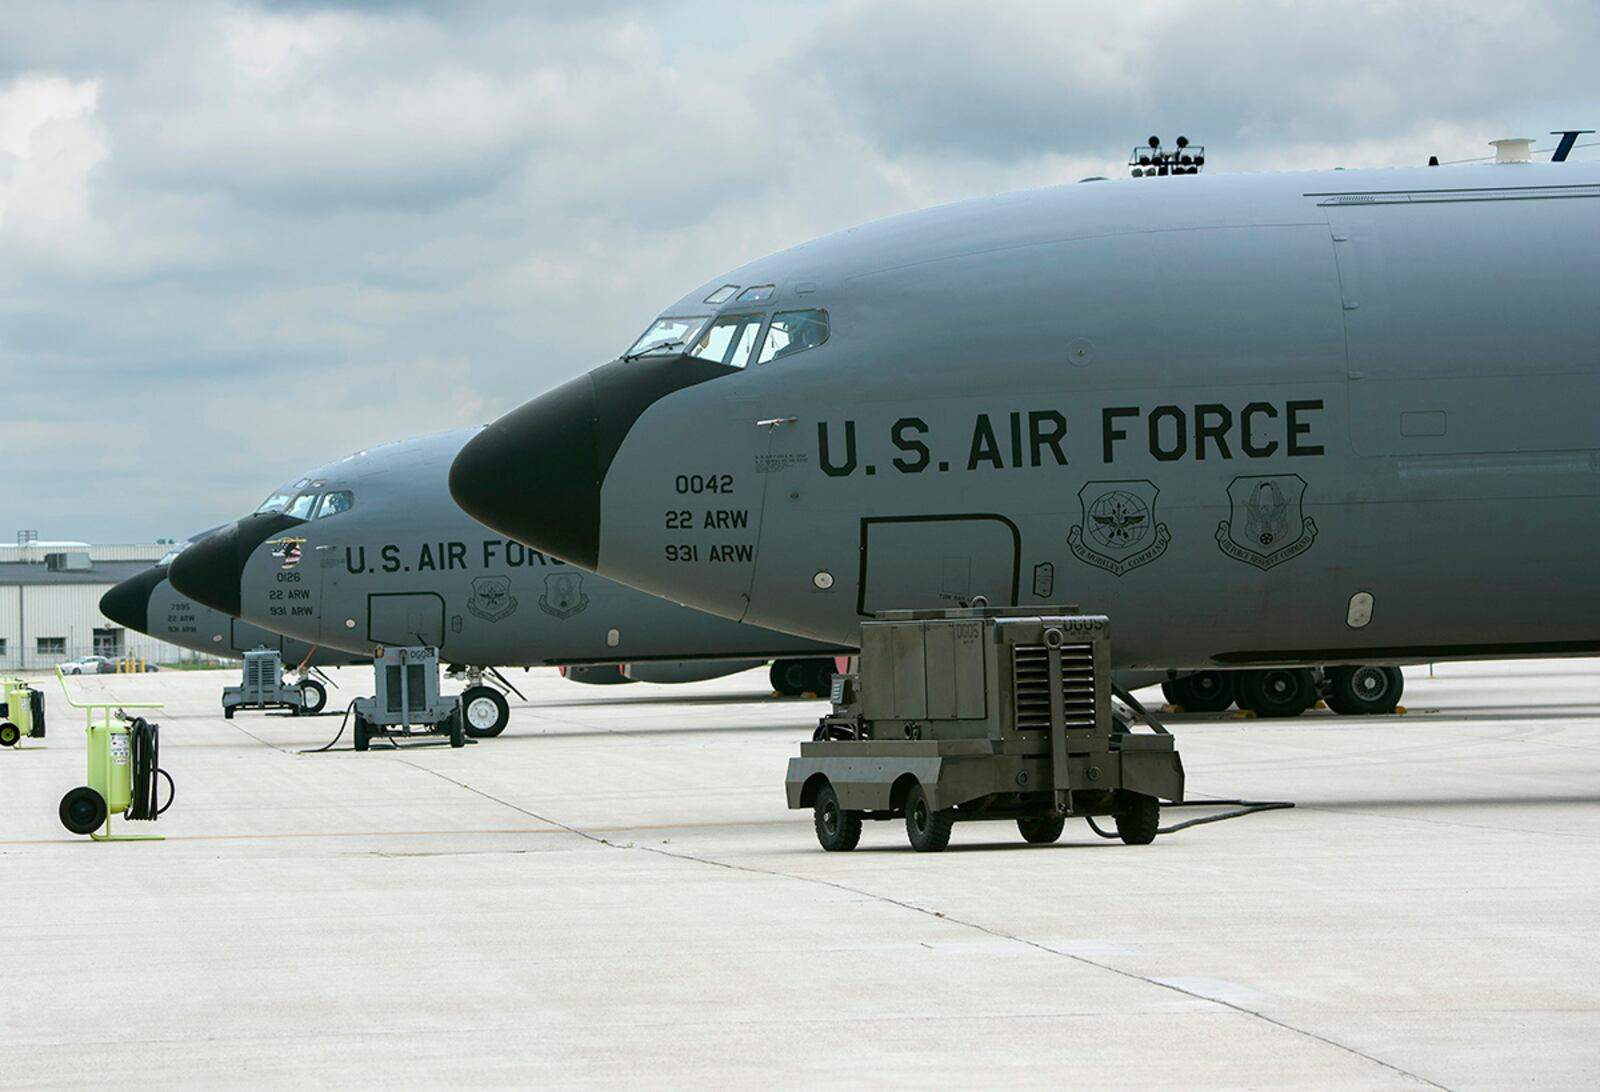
top-left (300, 699), bottom-right (360, 754)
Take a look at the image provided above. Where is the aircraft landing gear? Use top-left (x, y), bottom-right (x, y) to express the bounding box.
top-left (453, 666), bottom-right (512, 738)
top-left (1324, 665), bottom-right (1404, 715)
top-left (1160, 670), bottom-right (1235, 713)
top-left (296, 678), bottom-right (327, 716)
top-left (1237, 667), bottom-right (1317, 718)
top-left (771, 658), bottom-right (835, 698)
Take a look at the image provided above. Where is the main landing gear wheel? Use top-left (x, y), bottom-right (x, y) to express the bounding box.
top-left (1017, 815), bottom-right (1065, 844)
top-left (770, 660), bottom-right (808, 697)
top-left (0, 722), bottom-right (19, 748)
top-left (805, 659), bottom-right (836, 698)
top-left (813, 783), bottom-right (862, 851)
top-left (1325, 665), bottom-right (1404, 715)
top-left (353, 715), bottom-right (371, 752)
top-left (1238, 668), bottom-right (1317, 718)
top-left (1161, 671), bottom-right (1235, 713)
top-left (1113, 791), bottom-right (1160, 845)
top-left (904, 783), bottom-right (954, 852)
top-left (298, 679), bottom-right (327, 716)
top-left (460, 686), bottom-right (510, 738)
top-left (59, 786), bottom-right (107, 835)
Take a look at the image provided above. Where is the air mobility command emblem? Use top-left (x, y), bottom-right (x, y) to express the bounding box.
top-left (1216, 474), bottom-right (1318, 569)
top-left (538, 571), bottom-right (589, 620)
top-left (1067, 480), bottom-right (1170, 576)
top-left (467, 576), bottom-right (518, 622)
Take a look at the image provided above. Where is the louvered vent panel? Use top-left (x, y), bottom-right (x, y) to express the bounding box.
top-left (1012, 643), bottom-right (1097, 731)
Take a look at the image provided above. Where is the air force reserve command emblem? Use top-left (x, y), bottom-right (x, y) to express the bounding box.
top-left (268, 538), bottom-right (305, 570)
top-left (1067, 480), bottom-right (1170, 576)
top-left (538, 571), bottom-right (590, 620)
top-left (467, 576), bottom-right (518, 623)
top-left (1216, 474), bottom-right (1318, 569)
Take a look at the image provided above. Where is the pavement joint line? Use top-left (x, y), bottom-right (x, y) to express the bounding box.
top-left (404, 760), bottom-right (1451, 1090)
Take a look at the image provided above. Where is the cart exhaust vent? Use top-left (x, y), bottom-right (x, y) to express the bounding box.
top-left (1013, 644), bottom-right (1097, 731)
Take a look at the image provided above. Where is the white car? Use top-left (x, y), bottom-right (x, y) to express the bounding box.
top-left (60, 655), bottom-right (114, 675)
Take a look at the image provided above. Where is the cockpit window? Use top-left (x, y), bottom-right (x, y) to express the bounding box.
top-left (158, 546), bottom-right (183, 566)
top-left (736, 284), bottom-right (774, 303)
top-left (625, 316), bottom-right (708, 359)
top-left (687, 313), bottom-right (765, 368)
top-left (703, 285), bottom-right (739, 305)
top-left (314, 491), bottom-right (354, 519)
top-left (255, 492), bottom-right (293, 515)
top-left (755, 309), bottom-right (830, 365)
top-left (285, 492), bottom-right (319, 520)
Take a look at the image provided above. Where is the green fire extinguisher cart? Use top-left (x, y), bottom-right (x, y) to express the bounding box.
top-left (55, 670), bottom-right (172, 840)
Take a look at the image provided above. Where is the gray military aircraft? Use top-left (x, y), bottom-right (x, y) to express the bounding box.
top-left (449, 159), bottom-right (1599, 717)
top-left (100, 536), bottom-right (356, 713)
top-left (167, 429), bottom-right (847, 736)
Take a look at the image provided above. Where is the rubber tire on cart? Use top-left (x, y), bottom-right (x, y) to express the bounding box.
top-left (1113, 791), bottom-right (1160, 846)
top-left (1237, 667), bottom-right (1317, 718)
top-left (353, 715), bottom-right (370, 752)
top-left (298, 679), bottom-right (328, 716)
top-left (1161, 671), bottom-right (1235, 713)
top-left (0, 722), bottom-right (19, 747)
top-left (1325, 665), bottom-right (1404, 715)
top-left (224, 707), bottom-right (234, 720)
top-left (460, 685), bottom-right (510, 738)
top-left (1017, 815), bottom-right (1066, 844)
top-left (904, 782), bottom-right (954, 853)
top-left (770, 659), bottom-right (807, 697)
top-left (59, 786), bottom-right (107, 835)
top-left (813, 783), bottom-right (862, 851)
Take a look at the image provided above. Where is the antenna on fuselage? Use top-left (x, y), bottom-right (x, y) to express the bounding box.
top-left (1130, 135), bottom-right (1204, 178)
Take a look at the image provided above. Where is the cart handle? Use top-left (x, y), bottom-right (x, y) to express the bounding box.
top-left (55, 668), bottom-right (164, 713)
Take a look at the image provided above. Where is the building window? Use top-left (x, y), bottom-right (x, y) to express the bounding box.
top-left (94, 628), bottom-right (123, 657)
top-left (0, 638), bottom-right (7, 657)
top-left (37, 637), bottom-right (66, 656)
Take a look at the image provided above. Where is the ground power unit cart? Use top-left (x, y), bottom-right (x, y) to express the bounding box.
top-left (786, 607), bottom-right (1185, 852)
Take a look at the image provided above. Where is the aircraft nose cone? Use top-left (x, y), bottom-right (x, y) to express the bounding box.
top-left (169, 513), bottom-right (304, 616)
top-left (450, 373), bottom-right (602, 569)
top-left (99, 567), bottom-right (164, 634)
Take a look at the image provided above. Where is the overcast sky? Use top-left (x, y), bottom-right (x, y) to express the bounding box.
top-left (6, 0), bottom-right (1598, 543)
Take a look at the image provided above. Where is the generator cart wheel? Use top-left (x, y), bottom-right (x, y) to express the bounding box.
top-left (1017, 815), bottom-right (1065, 844)
top-left (1325, 665), bottom-right (1404, 715)
top-left (1161, 671), bottom-right (1234, 713)
top-left (1237, 668), bottom-right (1316, 718)
top-left (1113, 791), bottom-right (1160, 846)
top-left (224, 707), bottom-right (235, 720)
top-left (59, 786), bottom-right (107, 835)
top-left (460, 686), bottom-right (510, 738)
top-left (353, 715), bottom-right (370, 752)
top-left (449, 708), bottom-right (466, 748)
top-left (770, 660), bottom-right (807, 697)
top-left (904, 783), bottom-right (954, 852)
top-left (298, 679), bottom-right (328, 716)
top-left (813, 783), bottom-right (862, 851)
top-left (0, 722), bottom-right (19, 748)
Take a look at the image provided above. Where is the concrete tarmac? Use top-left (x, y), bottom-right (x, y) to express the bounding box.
top-left (2, 659), bottom-right (1596, 1089)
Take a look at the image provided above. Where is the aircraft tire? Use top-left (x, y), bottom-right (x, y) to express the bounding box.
top-left (460, 686), bottom-right (510, 738)
top-left (804, 658), bottom-right (835, 697)
top-left (1114, 791), bottom-right (1160, 845)
top-left (1325, 665), bottom-right (1404, 715)
top-left (1017, 815), bottom-right (1065, 844)
top-left (1161, 671), bottom-right (1235, 713)
top-left (298, 679), bottom-right (327, 716)
top-left (813, 783), bottom-right (862, 851)
top-left (0, 722), bottom-right (19, 747)
top-left (1237, 668), bottom-right (1316, 718)
top-left (770, 660), bottom-right (807, 697)
top-left (353, 715), bottom-right (370, 752)
top-left (904, 783), bottom-right (953, 852)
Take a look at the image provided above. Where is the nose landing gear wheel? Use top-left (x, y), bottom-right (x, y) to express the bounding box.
top-left (297, 679), bottom-right (327, 716)
top-left (812, 783), bottom-right (862, 851)
top-left (59, 786), bottom-right (107, 835)
top-left (904, 783), bottom-right (954, 852)
top-left (460, 686), bottom-right (510, 738)
top-left (1238, 667), bottom-right (1316, 718)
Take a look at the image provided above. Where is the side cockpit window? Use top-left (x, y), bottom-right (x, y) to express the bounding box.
top-left (315, 491), bottom-right (354, 519)
top-left (688, 313), bottom-right (765, 368)
top-left (756, 309), bottom-right (829, 365)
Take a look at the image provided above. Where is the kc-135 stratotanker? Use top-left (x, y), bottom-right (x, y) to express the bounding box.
top-left (450, 159), bottom-right (1600, 684)
top-left (164, 429), bottom-right (848, 737)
